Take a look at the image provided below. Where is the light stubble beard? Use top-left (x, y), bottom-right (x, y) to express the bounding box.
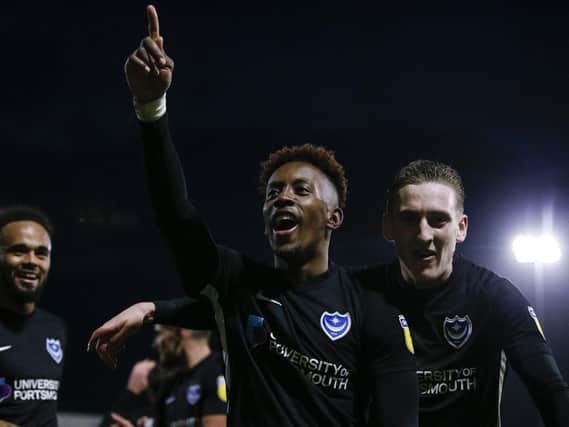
top-left (0, 273), bottom-right (46, 304)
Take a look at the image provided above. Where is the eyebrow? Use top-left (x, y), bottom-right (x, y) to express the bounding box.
top-left (6, 243), bottom-right (51, 253)
top-left (398, 208), bottom-right (453, 218)
top-left (268, 178), bottom-right (311, 187)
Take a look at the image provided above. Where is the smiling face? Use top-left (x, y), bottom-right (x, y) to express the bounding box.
top-left (262, 161), bottom-right (343, 266)
top-left (384, 182), bottom-right (468, 287)
top-left (0, 221), bottom-right (52, 305)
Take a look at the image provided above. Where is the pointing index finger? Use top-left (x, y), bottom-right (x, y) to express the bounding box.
top-left (146, 4), bottom-right (160, 40)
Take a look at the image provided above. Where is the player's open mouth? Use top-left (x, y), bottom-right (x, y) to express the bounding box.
top-left (413, 249), bottom-right (436, 262)
top-left (272, 212), bottom-right (300, 236)
top-left (15, 271), bottom-right (39, 286)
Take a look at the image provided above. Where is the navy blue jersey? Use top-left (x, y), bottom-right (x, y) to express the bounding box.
top-left (201, 250), bottom-right (415, 427)
top-left (0, 307), bottom-right (66, 426)
top-left (359, 257), bottom-right (569, 427)
top-left (156, 353), bottom-right (227, 427)
top-left (140, 115), bottom-right (418, 426)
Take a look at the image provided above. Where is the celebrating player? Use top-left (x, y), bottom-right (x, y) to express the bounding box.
top-left (92, 5), bottom-right (418, 426)
top-left (0, 206), bottom-right (65, 426)
top-left (364, 160), bottom-right (569, 426)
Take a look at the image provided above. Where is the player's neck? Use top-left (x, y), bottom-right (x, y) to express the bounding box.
top-left (184, 342), bottom-right (211, 369)
top-left (274, 251), bottom-right (329, 283)
top-left (399, 263), bottom-right (452, 290)
top-left (0, 292), bottom-right (35, 315)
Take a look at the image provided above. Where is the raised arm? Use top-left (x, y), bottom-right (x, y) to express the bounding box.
top-left (125, 5), bottom-right (172, 104)
top-left (125, 5), bottom-right (219, 295)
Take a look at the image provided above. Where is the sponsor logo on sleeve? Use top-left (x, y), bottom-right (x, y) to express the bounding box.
top-left (528, 306), bottom-right (546, 340)
top-left (46, 338), bottom-right (63, 364)
top-left (320, 311), bottom-right (351, 341)
top-left (443, 315), bottom-right (472, 349)
top-left (398, 315), bottom-right (415, 354)
top-left (0, 378), bottom-right (12, 402)
top-left (216, 375), bottom-right (227, 402)
top-left (186, 384), bottom-right (201, 405)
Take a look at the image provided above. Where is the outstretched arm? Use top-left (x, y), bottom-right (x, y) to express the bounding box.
top-left (87, 302), bottom-right (155, 368)
top-left (87, 296), bottom-right (216, 368)
top-left (126, 5), bottom-right (219, 295)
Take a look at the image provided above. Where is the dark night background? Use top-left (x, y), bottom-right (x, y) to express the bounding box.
top-left (3, 2), bottom-right (569, 425)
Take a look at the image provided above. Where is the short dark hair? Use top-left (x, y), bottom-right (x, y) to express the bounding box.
top-left (258, 144), bottom-right (348, 208)
top-left (0, 205), bottom-right (54, 237)
top-left (385, 160), bottom-right (465, 215)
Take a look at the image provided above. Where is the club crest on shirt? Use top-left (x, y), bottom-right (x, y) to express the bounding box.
top-left (320, 311), bottom-right (351, 341)
top-left (443, 315), bottom-right (472, 349)
top-left (46, 338), bottom-right (63, 364)
top-left (528, 306), bottom-right (546, 340)
top-left (186, 384), bottom-right (201, 405)
top-left (0, 378), bottom-right (12, 402)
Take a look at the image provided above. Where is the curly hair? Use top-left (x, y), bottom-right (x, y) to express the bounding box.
top-left (385, 159), bottom-right (465, 215)
top-left (258, 144), bottom-right (348, 208)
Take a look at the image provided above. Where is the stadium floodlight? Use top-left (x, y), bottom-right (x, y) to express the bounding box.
top-left (513, 234), bottom-right (562, 264)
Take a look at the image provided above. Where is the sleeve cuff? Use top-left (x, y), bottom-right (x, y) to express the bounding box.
top-left (134, 95), bottom-right (167, 122)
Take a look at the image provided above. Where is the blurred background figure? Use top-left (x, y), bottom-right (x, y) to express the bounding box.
top-left (102, 325), bottom-right (226, 427)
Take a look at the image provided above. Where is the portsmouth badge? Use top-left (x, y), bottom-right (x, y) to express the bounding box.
top-left (320, 311), bottom-right (351, 341)
top-left (186, 384), bottom-right (201, 405)
top-left (528, 306), bottom-right (546, 341)
top-left (443, 315), bottom-right (472, 349)
top-left (398, 315), bottom-right (415, 354)
top-left (0, 378), bottom-right (12, 403)
top-left (46, 338), bottom-right (63, 364)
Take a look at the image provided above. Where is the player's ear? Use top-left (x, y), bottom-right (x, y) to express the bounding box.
top-left (456, 214), bottom-right (468, 243)
top-left (382, 212), bottom-right (394, 241)
top-left (327, 207), bottom-right (343, 230)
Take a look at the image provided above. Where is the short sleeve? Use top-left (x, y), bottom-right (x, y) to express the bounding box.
top-left (199, 360), bottom-right (228, 416)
